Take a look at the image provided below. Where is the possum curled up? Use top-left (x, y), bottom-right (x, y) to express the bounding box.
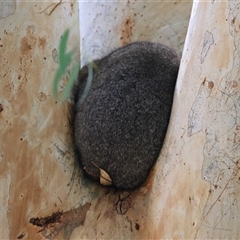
top-left (73, 41), bottom-right (180, 189)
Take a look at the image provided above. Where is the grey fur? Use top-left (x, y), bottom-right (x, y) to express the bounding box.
top-left (73, 41), bottom-right (179, 189)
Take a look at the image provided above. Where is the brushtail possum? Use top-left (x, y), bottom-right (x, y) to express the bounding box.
top-left (73, 41), bottom-right (180, 189)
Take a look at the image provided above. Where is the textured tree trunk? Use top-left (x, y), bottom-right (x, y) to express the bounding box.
top-left (2, 1), bottom-right (239, 239)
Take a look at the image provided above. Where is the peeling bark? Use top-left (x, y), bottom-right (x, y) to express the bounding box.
top-left (29, 202), bottom-right (91, 240)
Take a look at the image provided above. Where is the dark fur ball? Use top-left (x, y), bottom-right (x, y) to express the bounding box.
top-left (73, 41), bottom-right (179, 189)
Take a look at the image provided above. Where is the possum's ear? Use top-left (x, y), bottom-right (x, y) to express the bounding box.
top-left (74, 60), bottom-right (101, 104)
top-left (79, 60), bottom-right (101, 82)
top-left (74, 65), bottom-right (88, 99)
